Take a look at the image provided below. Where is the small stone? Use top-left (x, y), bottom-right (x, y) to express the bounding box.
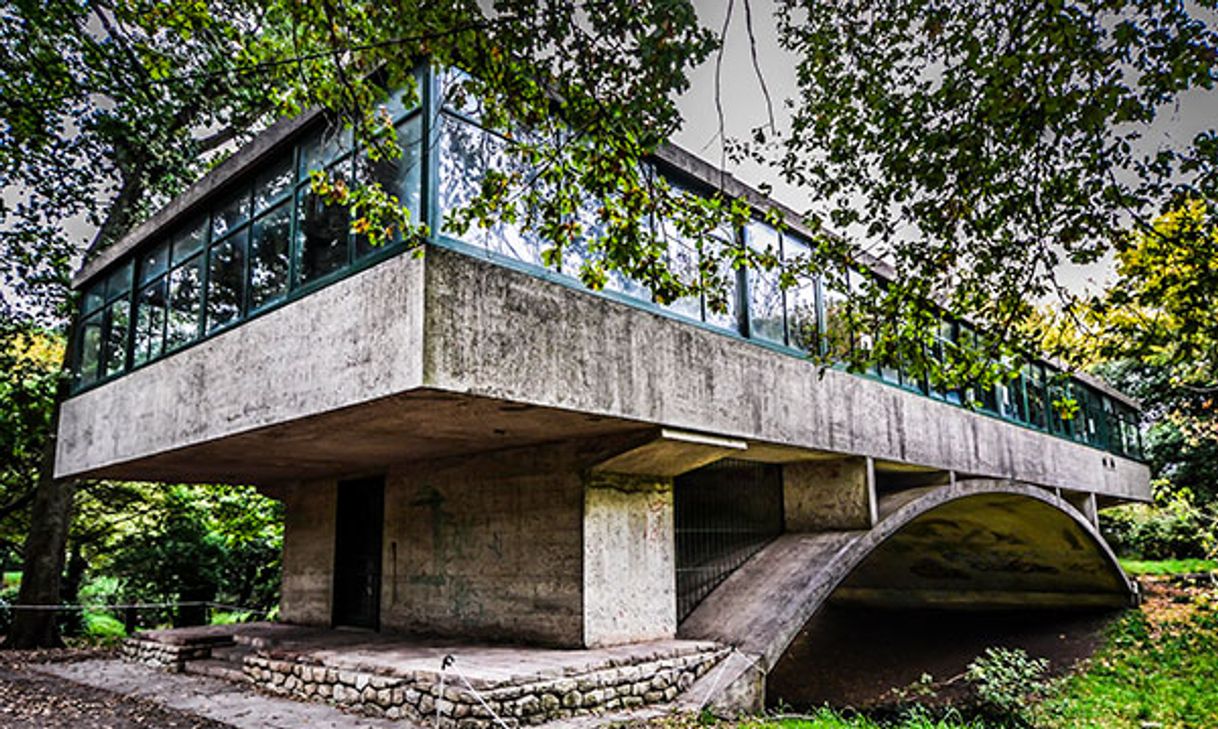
top-left (561, 690), bottom-right (581, 708)
top-left (643, 691), bottom-right (663, 703)
top-left (355, 673), bottom-right (371, 692)
top-left (539, 693), bottom-right (560, 713)
top-left (622, 696), bottom-right (644, 708)
top-left (677, 672), bottom-right (694, 690)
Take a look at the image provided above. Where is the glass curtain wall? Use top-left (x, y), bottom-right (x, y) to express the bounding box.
top-left (72, 79), bottom-right (423, 391)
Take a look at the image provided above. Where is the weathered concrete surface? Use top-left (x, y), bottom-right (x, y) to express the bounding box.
top-left (421, 248), bottom-right (1150, 503)
top-left (279, 480), bottom-right (337, 626)
top-left (783, 457), bottom-right (876, 531)
top-left (380, 442), bottom-right (588, 647)
top-left (591, 429), bottom-right (747, 477)
top-left (56, 253), bottom-right (427, 480)
top-left (583, 472), bottom-right (677, 647)
top-left (676, 480), bottom-right (1134, 711)
top-left (58, 246), bottom-right (1150, 505)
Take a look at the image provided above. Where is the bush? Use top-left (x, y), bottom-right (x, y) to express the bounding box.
top-left (1101, 483), bottom-right (1217, 560)
top-left (964, 647), bottom-right (1049, 723)
top-left (82, 610), bottom-right (127, 640)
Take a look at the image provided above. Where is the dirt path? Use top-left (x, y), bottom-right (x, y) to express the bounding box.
top-left (0, 649), bottom-right (229, 729)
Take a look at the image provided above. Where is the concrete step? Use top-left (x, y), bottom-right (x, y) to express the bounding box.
top-left (184, 658), bottom-right (249, 683)
top-left (210, 643), bottom-right (253, 665)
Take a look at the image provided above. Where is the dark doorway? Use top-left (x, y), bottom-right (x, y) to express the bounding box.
top-left (674, 459), bottom-right (784, 622)
top-left (332, 476), bottom-right (384, 630)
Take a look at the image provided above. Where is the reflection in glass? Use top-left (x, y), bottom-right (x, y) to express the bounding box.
top-left (821, 270), bottom-right (853, 361)
top-left (296, 187), bottom-right (349, 284)
top-left (82, 282), bottom-right (105, 314)
top-left (78, 312), bottom-right (103, 385)
top-left (783, 235), bottom-right (818, 351)
top-left (250, 202), bottom-right (292, 310)
top-left (298, 126), bottom-right (352, 178)
top-left (134, 279), bottom-right (167, 365)
top-left (255, 154), bottom-right (295, 213)
top-left (172, 220), bottom-right (208, 264)
top-left (1025, 364), bottom-right (1048, 429)
top-left (207, 234), bottom-right (247, 331)
top-left (212, 188), bottom-right (251, 240)
top-left (747, 222), bottom-right (785, 344)
top-left (702, 235), bottom-right (738, 331)
top-left (355, 116), bottom-right (424, 257)
top-left (104, 299), bottom-right (130, 377)
top-left (105, 260), bottom-right (133, 301)
top-left (439, 115), bottom-right (543, 266)
top-left (166, 257), bottom-right (203, 349)
top-left (140, 242), bottom-right (169, 285)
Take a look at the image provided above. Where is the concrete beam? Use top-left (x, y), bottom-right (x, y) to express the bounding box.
top-left (783, 457), bottom-right (877, 531)
top-left (591, 428), bottom-right (747, 477)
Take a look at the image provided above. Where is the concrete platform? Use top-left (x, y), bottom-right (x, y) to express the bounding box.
top-left (122, 623), bottom-right (728, 726)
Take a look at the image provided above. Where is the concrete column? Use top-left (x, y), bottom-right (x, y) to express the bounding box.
top-left (1062, 489), bottom-right (1100, 529)
top-left (279, 479), bottom-right (337, 625)
top-left (582, 471), bottom-right (677, 647)
top-left (783, 457), bottom-right (877, 531)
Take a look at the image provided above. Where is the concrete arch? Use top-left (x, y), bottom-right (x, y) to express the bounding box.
top-left (676, 479), bottom-right (1134, 712)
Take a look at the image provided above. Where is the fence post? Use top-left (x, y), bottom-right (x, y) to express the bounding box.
top-left (124, 606), bottom-right (137, 636)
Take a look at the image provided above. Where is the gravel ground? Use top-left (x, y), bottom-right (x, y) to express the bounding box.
top-left (0, 648), bottom-right (229, 729)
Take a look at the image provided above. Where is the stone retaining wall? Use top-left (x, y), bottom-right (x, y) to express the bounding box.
top-left (244, 647), bottom-right (728, 727)
top-left (120, 638), bottom-right (210, 672)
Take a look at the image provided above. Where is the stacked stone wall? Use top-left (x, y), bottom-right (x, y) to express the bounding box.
top-left (244, 646), bottom-right (727, 726)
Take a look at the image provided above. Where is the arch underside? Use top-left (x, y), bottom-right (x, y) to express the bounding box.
top-left (678, 479), bottom-right (1134, 675)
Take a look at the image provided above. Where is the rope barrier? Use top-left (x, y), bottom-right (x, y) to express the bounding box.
top-left (436, 654), bottom-right (513, 729)
top-left (0, 600), bottom-right (269, 614)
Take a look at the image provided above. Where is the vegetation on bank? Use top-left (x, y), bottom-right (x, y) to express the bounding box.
top-left (636, 570), bottom-right (1218, 729)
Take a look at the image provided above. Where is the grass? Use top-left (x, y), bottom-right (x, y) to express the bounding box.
top-left (1119, 558), bottom-right (1218, 575)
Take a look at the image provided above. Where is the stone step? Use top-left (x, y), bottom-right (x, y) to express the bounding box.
top-left (210, 644), bottom-right (254, 665)
top-left (184, 658), bottom-right (250, 684)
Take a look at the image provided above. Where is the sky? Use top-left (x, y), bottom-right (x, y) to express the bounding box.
top-left (672, 0), bottom-right (1218, 299)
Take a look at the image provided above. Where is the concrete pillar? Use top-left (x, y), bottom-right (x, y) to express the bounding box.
top-left (1062, 489), bottom-right (1100, 529)
top-left (582, 471), bottom-right (677, 647)
top-left (783, 457), bottom-right (877, 531)
top-left (279, 479), bottom-right (337, 625)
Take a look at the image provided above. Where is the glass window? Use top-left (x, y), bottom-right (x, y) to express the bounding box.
top-left (999, 371), bottom-right (1027, 422)
top-left (746, 222), bottom-right (785, 345)
top-left (139, 241), bottom-right (169, 285)
top-left (212, 187), bottom-right (251, 240)
top-left (103, 298), bottom-right (130, 377)
top-left (255, 154), bottom-right (295, 214)
top-left (820, 269), bottom-right (852, 361)
top-left (207, 234), bottom-right (247, 332)
top-left (172, 219), bottom-right (208, 264)
top-left (438, 115), bottom-right (543, 266)
top-left (783, 234), bottom-right (819, 352)
top-left (702, 233), bottom-right (739, 331)
top-left (82, 281), bottom-right (105, 315)
top-left (296, 186), bottom-right (350, 284)
top-left (133, 279), bottom-right (167, 365)
top-left (105, 260), bottom-right (133, 301)
top-left (249, 201), bottom-right (292, 310)
top-left (78, 311), bottom-right (104, 386)
top-left (298, 126), bottom-right (352, 178)
top-left (166, 257), bottom-right (203, 349)
top-left (354, 116), bottom-right (424, 258)
top-left (1025, 364), bottom-right (1048, 429)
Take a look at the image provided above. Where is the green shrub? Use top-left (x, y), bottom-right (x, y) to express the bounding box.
top-left (82, 610), bottom-right (127, 640)
top-left (1101, 483), bottom-right (1216, 560)
top-left (209, 610), bottom-right (253, 625)
top-left (964, 647), bottom-right (1048, 722)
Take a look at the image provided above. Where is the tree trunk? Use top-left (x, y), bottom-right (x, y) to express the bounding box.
top-left (6, 381), bottom-right (76, 649)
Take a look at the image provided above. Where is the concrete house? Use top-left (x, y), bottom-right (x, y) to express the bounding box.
top-left (56, 64), bottom-right (1150, 721)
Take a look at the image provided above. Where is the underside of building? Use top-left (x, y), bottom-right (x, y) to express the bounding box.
top-left (56, 63), bottom-right (1151, 720)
